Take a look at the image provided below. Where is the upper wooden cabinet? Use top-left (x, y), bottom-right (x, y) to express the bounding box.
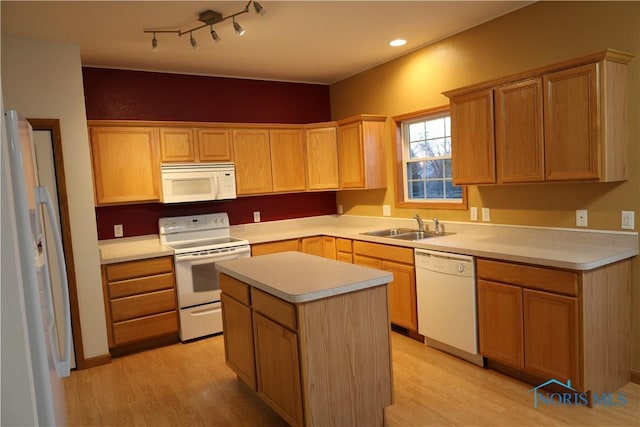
top-left (232, 127), bottom-right (306, 195)
top-left (232, 129), bottom-right (273, 195)
top-left (449, 90), bottom-right (496, 185)
top-left (304, 124), bottom-right (339, 190)
top-left (197, 128), bottom-right (232, 162)
top-left (90, 126), bottom-right (161, 205)
top-left (337, 115), bottom-right (387, 190)
top-left (160, 127), bottom-right (232, 163)
top-left (444, 49), bottom-right (633, 185)
top-left (269, 129), bottom-right (306, 192)
top-left (495, 79), bottom-right (544, 183)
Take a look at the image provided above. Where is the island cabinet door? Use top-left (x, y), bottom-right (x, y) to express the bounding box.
top-left (220, 293), bottom-right (256, 390)
top-left (252, 313), bottom-right (304, 427)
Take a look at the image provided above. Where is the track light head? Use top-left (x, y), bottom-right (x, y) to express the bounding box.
top-left (189, 32), bottom-right (198, 49)
top-left (151, 33), bottom-right (158, 51)
top-left (210, 26), bottom-right (221, 42)
top-left (233, 18), bottom-right (245, 36)
top-left (253, 1), bottom-right (265, 15)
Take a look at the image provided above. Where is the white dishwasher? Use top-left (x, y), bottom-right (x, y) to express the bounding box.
top-left (415, 249), bottom-right (483, 366)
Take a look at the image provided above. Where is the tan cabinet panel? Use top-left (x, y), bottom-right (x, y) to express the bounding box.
top-left (337, 115), bottom-right (387, 190)
top-left (269, 129), bottom-right (306, 192)
top-left (159, 128), bottom-right (196, 162)
top-left (221, 293), bottom-right (256, 390)
top-left (495, 79), bottom-right (545, 183)
top-left (197, 128), bottom-right (232, 161)
top-left (305, 126), bottom-right (339, 190)
top-left (383, 260), bottom-right (417, 330)
top-left (90, 127), bottom-right (161, 205)
top-left (251, 239), bottom-right (300, 256)
top-left (232, 129), bottom-right (273, 194)
top-left (477, 279), bottom-right (524, 368)
top-left (523, 289), bottom-right (578, 384)
top-left (449, 90), bottom-right (496, 185)
top-left (300, 236), bottom-right (323, 257)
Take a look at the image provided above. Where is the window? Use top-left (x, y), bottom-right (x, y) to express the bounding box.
top-left (392, 106), bottom-right (466, 209)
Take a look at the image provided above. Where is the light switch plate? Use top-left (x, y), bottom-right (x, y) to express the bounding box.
top-left (482, 207), bottom-right (490, 222)
top-left (114, 224), bottom-right (123, 238)
top-left (470, 207), bottom-right (478, 221)
top-left (253, 211), bottom-right (261, 223)
top-left (382, 205), bottom-right (391, 216)
top-left (622, 211), bottom-right (635, 230)
top-left (576, 209), bottom-right (588, 227)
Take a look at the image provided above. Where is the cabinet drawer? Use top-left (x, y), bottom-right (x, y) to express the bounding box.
top-left (109, 272), bottom-right (174, 298)
top-left (353, 241), bottom-right (414, 265)
top-left (220, 274), bottom-right (251, 305)
top-left (112, 311), bottom-right (178, 345)
top-left (251, 288), bottom-right (297, 331)
top-left (106, 256), bottom-right (174, 282)
top-left (251, 239), bottom-right (300, 256)
top-left (111, 289), bottom-right (176, 322)
top-left (477, 259), bottom-right (577, 296)
top-left (336, 238), bottom-right (352, 253)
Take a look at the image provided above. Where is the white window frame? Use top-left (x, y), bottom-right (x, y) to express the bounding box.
top-left (392, 106), bottom-right (467, 210)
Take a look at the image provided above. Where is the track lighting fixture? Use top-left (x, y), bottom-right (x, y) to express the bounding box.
top-left (233, 18), bottom-right (245, 36)
top-left (210, 26), bottom-right (221, 42)
top-left (144, 0), bottom-right (264, 50)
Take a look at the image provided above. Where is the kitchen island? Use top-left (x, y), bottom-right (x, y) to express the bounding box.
top-left (215, 251), bottom-right (394, 427)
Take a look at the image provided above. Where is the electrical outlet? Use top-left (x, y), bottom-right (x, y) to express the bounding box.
top-left (337, 204), bottom-right (344, 215)
top-left (253, 211), bottom-right (261, 223)
top-left (576, 209), bottom-right (588, 227)
top-left (470, 207), bottom-right (478, 221)
top-left (114, 224), bottom-right (123, 238)
top-left (621, 211), bottom-right (635, 230)
top-left (482, 207), bottom-right (490, 222)
top-left (382, 205), bottom-right (391, 216)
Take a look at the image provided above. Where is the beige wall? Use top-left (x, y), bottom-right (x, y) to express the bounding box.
top-left (330, 2), bottom-right (640, 373)
top-left (1, 37), bottom-right (108, 359)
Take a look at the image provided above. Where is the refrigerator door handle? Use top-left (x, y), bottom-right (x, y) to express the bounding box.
top-left (36, 185), bottom-right (71, 377)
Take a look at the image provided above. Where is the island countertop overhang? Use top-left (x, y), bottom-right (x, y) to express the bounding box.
top-left (215, 251), bottom-right (393, 303)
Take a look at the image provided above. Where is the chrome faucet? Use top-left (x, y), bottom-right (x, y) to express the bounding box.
top-left (414, 214), bottom-right (425, 232)
top-left (433, 217), bottom-right (441, 235)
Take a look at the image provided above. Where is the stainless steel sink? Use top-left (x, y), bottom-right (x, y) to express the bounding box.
top-left (360, 228), bottom-right (452, 241)
top-left (360, 228), bottom-right (417, 237)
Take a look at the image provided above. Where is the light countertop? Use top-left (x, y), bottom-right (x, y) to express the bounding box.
top-left (215, 251), bottom-right (393, 303)
top-left (98, 235), bottom-right (173, 264)
top-left (98, 215), bottom-right (638, 270)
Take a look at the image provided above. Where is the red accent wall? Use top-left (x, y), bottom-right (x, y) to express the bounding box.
top-left (84, 67), bottom-right (336, 239)
top-left (95, 192), bottom-right (337, 240)
top-left (82, 67), bottom-right (331, 123)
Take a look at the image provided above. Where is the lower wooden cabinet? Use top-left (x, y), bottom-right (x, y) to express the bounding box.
top-left (220, 272), bottom-right (392, 427)
top-left (476, 258), bottom-right (629, 395)
top-left (335, 238), bottom-right (353, 263)
top-left (477, 280), bottom-right (524, 368)
top-left (101, 256), bottom-right (178, 348)
top-left (251, 239), bottom-right (300, 256)
top-left (252, 236), bottom-right (337, 260)
top-left (523, 288), bottom-right (578, 382)
top-left (353, 241), bottom-right (417, 331)
top-left (253, 312), bottom-right (304, 426)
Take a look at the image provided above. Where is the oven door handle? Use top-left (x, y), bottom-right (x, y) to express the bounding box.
top-left (175, 251), bottom-right (248, 264)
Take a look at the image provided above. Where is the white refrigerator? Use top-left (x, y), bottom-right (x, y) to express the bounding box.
top-left (1, 110), bottom-right (72, 425)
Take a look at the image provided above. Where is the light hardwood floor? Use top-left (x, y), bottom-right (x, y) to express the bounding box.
top-left (65, 332), bottom-right (640, 426)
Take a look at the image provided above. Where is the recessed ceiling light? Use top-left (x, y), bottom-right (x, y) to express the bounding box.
top-left (389, 39), bottom-right (407, 47)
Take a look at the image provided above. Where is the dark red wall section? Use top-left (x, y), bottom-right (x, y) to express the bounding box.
top-left (82, 67), bottom-right (331, 123)
top-left (95, 192), bottom-right (337, 240)
top-left (84, 67), bottom-right (336, 239)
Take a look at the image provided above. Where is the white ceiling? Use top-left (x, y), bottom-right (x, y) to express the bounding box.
top-left (1, 1), bottom-right (533, 84)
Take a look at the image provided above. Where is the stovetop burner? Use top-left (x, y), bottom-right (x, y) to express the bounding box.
top-left (158, 213), bottom-right (249, 254)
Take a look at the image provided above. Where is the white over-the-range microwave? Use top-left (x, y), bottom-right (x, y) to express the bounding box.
top-left (161, 163), bottom-right (237, 203)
